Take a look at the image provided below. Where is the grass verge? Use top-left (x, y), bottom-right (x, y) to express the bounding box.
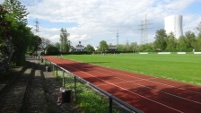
top-left (55, 70), bottom-right (122, 113)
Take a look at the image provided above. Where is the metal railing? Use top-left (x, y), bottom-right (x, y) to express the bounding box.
top-left (44, 58), bottom-right (143, 113)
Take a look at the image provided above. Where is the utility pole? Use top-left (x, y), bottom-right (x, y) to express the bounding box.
top-left (138, 15), bottom-right (151, 45)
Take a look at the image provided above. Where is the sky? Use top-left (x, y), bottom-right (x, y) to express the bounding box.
top-left (1, 0), bottom-right (201, 47)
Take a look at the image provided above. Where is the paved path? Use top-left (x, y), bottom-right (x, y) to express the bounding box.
top-left (0, 57), bottom-right (82, 113)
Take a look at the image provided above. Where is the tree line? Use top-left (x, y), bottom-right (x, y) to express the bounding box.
top-left (96, 22), bottom-right (201, 53)
top-left (0, 0), bottom-right (41, 66)
top-left (48, 21), bottom-right (201, 54)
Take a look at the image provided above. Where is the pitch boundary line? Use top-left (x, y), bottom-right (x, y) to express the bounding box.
top-left (95, 66), bottom-right (201, 95)
top-left (53, 59), bottom-right (184, 113)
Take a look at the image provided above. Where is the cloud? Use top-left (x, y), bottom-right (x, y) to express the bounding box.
top-left (25, 0), bottom-right (201, 46)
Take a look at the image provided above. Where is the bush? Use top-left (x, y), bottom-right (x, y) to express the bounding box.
top-left (46, 45), bottom-right (59, 55)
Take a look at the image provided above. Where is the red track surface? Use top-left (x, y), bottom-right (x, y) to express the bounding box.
top-left (44, 56), bottom-right (201, 113)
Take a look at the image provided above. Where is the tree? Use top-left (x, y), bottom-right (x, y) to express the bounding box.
top-left (139, 43), bottom-right (154, 52)
top-left (85, 44), bottom-right (94, 53)
top-left (195, 22), bottom-right (201, 51)
top-left (40, 37), bottom-right (51, 50)
top-left (185, 31), bottom-right (196, 50)
top-left (196, 22), bottom-right (201, 36)
top-left (99, 40), bottom-right (108, 52)
top-left (116, 44), bottom-right (124, 52)
top-left (46, 45), bottom-right (59, 55)
top-left (177, 35), bottom-right (187, 51)
top-left (129, 42), bottom-right (138, 53)
top-left (54, 42), bottom-right (61, 51)
top-left (195, 35), bottom-right (201, 51)
top-left (60, 28), bottom-right (70, 53)
top-left (3, 0), bottom-right (28, 23)
top-left (154, 29), bottom-right (167, 51)
top-left (2, 0), bottom-right (32, 65)
top-left (166, 32), bottom-right (176, 51)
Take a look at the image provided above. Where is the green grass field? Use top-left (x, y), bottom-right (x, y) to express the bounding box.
top-left (62, 54), bottom-right (201, 86)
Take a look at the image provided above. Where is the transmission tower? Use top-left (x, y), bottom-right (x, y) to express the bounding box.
top-left (138, 15), bottom-right (151, 45)
top-left (116, 30), bottom-right (119, 45)
top-left (35, 18), bottom-right (39, 36)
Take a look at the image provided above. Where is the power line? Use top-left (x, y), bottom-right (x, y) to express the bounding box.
top-left (116, 30), bottom-right (119, 45)
top-left (138, 15), bottom-right (152, 45)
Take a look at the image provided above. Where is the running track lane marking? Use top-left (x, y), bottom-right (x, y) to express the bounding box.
top-left (52, 59), bottom-right (184, 113)
top-left (89, 69), bottom-right (201, 105)
top-left (95, 66), bottom-right (201, 95)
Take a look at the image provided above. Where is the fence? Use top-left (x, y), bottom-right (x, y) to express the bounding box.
top-left (44, 58), bottom-right (142, 113)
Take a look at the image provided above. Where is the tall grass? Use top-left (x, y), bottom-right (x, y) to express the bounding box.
top-left (63, 54), bottom-right (201, 86)
top-left (55, 70), bottom-right (121, 113)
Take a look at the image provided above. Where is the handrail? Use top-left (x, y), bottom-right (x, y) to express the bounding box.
top-left (44, 58), bottom-right (143, 113)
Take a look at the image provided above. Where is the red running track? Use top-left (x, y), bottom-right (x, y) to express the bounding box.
top-left (44, 56), bottom-right (201, 113)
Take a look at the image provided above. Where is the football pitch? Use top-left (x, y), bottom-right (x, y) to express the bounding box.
top-left (62, 54), bottom-right (201, 86)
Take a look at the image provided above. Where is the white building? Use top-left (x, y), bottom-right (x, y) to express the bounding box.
top-left (164, 15), bottom-right (183, 38)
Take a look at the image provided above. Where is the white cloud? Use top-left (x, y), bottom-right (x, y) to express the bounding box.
top-left (25, 0), bottom-right (201, 46)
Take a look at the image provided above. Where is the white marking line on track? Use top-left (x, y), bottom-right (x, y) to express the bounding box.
top-left (90, 69), bottom-right (201, 105)
top-left (51, 59), bottom-right (184, 113)
top-left (95, 66), bottom-right (201, 95)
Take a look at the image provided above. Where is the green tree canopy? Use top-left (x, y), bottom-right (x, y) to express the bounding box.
top-left (99, 40), bottom-right (108, 52)
top-left (166, 32), bottom-right (176, 51)
top-left (60, 28), bottom-right (70, 53)
top-left (1, 0), bottom-right (33, 65)
top-left (154, 29), bottom-right (167, 51)
top-left (85, 44), bottom-right (94, 53)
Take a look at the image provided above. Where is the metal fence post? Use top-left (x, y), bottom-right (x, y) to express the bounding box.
top-left (62, 71), bottom-right (65, 87)
top-left (56, 66), bottom-right (58, 77)
top-left (53, 64), bottom-right (55, 74)
top-left (74, 76), bottom-right (77, 101)
top-left (109, 96), bottom-right (113, 113)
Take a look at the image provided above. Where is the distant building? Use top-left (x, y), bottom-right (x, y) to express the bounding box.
top-left (108, 45), bottom-right (117, 50)
top-left (75, 41), bottom-right (85, 51)
top-left (164, 15), bottom-right (183, 38)
top-left (108, 45), bottom-right (117, 52)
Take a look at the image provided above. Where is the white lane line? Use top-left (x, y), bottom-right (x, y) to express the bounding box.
top-left (52, 60), bottom-right (184, 113)
top-left (89, 69), bottom-right (201, 105)
top-left (95, 66), bottom-right (201, 95)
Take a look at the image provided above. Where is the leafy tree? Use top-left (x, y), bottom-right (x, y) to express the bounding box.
top-left (196, 22), bottom-right (201, 36)
top-left (129, 42), bottom-right (138, 52)
top-left (116, 44), bottom-right (124, 52)
top-left (124, 42), bottom-right (130, 52)
top-left (185, 31), bottom-right (196, 50)
top-left (3, 0), bottom-right (28, 23)
top-left (139, 43), bottom-right (154, 52)
top-left (99, 40), bottom-right (108, 52)
top-left (85, 44), bottom-right (94, 53)
top-left (46, 45), bottom-right (59, 55)
top-left (195, 35), bottom-right (201, 51)
top-left (54, 42), bottom-right (61, 51)
top-left (60, 28), bottom-right (70, 53)
top-left (154, 29), bottom-right (167, 51)
top-left (40, 37), bottom-right (51, 50)
top-left (194, 22), bottom-right (201, 51)
top-left (176, 35), bottom-right (187, 51)
top-left (2, 0), bottom-right (32, 65)
top-left (166, 32), bottom-right (176, 51)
